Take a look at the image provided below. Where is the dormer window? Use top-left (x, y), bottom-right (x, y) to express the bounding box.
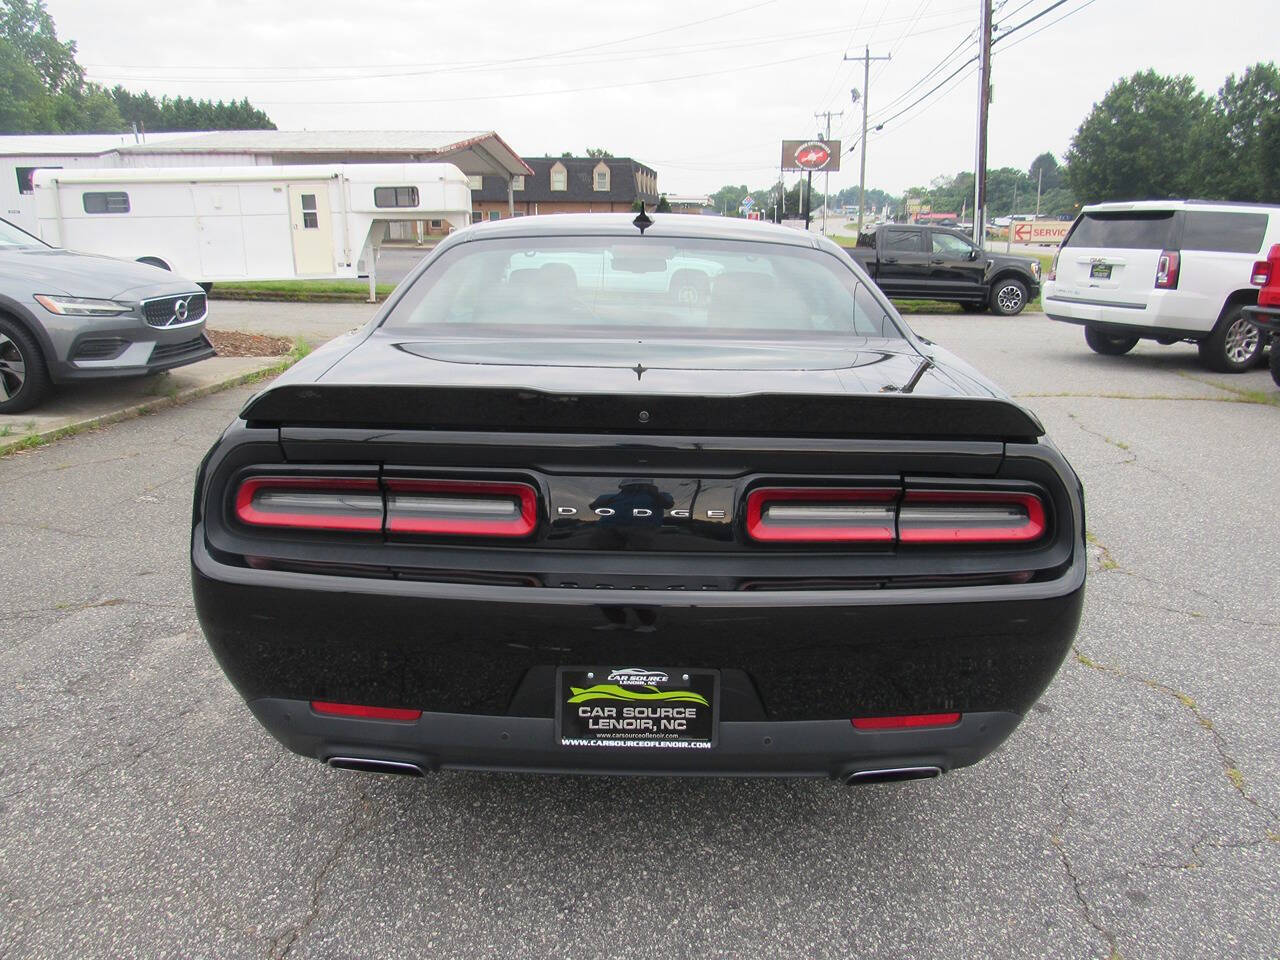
top-left (593, 161), bottom-right (610, 192)
top-left (550, 163), bottom-right (567, 191)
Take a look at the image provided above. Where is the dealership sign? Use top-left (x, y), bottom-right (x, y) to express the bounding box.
top-left (782, 140), bottom-right (841, 172)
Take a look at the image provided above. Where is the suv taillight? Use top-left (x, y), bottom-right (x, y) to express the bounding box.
top-left (1251, 259), bottom-right (1271, 287)
top-left (1155, 250), bottom-right (1180, 289)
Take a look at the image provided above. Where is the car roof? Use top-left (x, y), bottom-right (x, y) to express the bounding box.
top-left (447, 213), bottom-right (828, 250)
top-left (1081, 199), bottom-right (1280, 214)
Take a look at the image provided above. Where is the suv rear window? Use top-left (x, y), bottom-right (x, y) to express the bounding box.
top-left (1181, 211), bottom-right (1268, 254)
top-left (1065, 212), bottom-right (1175, 250)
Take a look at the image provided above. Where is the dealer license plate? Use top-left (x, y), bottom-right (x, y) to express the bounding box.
top-left (1089, 262), bottom-right (1113, 280)
top-left (558, 667), bottom-right (718, 749)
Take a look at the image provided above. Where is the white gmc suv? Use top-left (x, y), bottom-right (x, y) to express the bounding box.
top-left (1043, 200), bottom-right (1279, 372)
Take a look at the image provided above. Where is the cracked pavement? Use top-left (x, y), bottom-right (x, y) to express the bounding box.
top-left (0, 306), bottom-right (1277, 959)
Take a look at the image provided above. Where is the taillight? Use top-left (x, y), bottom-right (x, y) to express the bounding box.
top-left (1251, 259), bottom-right (1271, 287)
top-left (235, 476), bottom-right (382, 531)
top-left (852, 712), bottom-right (961, 730)
top-left (311, 701), bottom-right (422, 722)
top-left (385, 478), bottom-right (538, 537)
top-left (745, 487), bottom-right (897, 543)
top-left (1155, 250), bottom-right (1180, 289)
top-left (898, 490), bottom-right (1045, 544)
top-left (745, 486), bottom-right (1047, 545)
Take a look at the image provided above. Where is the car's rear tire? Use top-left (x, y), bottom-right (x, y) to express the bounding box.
top-left (1198, 305), bottom-right (1262, 373)
top-left (1084, 325), bottom-right (1139, 356)
top-left (990, 279), bottom-right (1028, 316)
top-left (0, 316), bottom-right (51, 414)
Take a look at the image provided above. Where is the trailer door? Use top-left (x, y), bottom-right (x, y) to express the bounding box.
top-left (287, 183), bottom-right (335, 276)
top-left (193, 184), bottom-right (248, 278)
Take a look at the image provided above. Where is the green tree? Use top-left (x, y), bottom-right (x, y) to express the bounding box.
top-left (1, 0), bottom-right (79, 92)
top-left (111, 88), bottom-right (275, 131)
top-left (1065, 70), bottom-right (1216, 202)
top-left (1028, 152), bottom-right (1063, 191)
top-left (0, 36), bottom-right (55, 132)
top-left (654, 194), bottom-right (672, 213)
top-left (585, 147), bottom-right (613, 159)
top-left (1212, 62), bottom-right (1280, 203)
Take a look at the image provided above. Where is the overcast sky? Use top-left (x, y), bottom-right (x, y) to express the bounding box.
top-left (48, 0), bottom-right (1277, 198)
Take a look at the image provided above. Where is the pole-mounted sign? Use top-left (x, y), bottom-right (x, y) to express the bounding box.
top-left (781, 140), bottom-right (841, 172)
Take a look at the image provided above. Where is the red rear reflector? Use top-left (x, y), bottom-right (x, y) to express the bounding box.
top-left (385, 478), bottom-right (538, 537)
top-left (852, 712), bottom-right (961, 730)
top-left (235, 476), bottom-right (382, 531)
top-left (1155, 250), bottom-right (1180, 289)
top-left (746, 487), bottom-right (897, 543)
top-left (311, 701), bottom-right (422, 722)
top-left (898, 490), bottom-right (1046, 544)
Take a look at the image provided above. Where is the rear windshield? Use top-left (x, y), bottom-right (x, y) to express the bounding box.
top-left (1064, 212), bottom-right (1175, 250)
top-left (381, 236), bottom-right (902, 340)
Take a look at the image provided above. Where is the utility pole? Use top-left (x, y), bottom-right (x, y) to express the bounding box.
top-left (1006, 179), bottom-right (1017, 253)
top-left (814, 110), bottom-right (842, 235)
top-left (972, 0), bottom-right (993, 248)
top-left (845, 45), bottom-right (891, 237)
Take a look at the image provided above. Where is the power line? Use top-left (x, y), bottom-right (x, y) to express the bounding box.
top-left (995, 0), bottom-right (1099, 52)
top-left (249, 46), bottom-right (848, 106)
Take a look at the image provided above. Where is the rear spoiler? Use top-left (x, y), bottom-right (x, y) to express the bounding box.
top-left (241, 384), bottom-right (1044, 441)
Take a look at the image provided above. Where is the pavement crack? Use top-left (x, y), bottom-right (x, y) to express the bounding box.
top-left (1051, 765), bottom-right (1122, 959)
top-left (1072, 646), bottom-right (1279, 825)
top-left (269, 788), bottom-right (371, 959)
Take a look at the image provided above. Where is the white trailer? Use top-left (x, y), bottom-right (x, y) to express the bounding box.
top-left (33, 162), bottom-right (472, 300)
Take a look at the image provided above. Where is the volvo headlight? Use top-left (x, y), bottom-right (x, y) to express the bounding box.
top-left (34, 295), bottom-right (132, 317)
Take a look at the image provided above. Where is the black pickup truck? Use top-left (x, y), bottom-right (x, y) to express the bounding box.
top-left (848, 224), bottom-right (1041, 316)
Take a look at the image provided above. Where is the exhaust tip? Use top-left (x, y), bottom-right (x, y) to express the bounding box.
top-left (326, 756), bottom-right (425, 777)
top-left (842, 765), bottom-right (942, 785)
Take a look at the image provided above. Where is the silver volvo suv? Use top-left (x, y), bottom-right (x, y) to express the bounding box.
top-left (0, 216), bottom-right (215, 413)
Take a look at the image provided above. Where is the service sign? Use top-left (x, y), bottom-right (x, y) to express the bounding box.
top-left (782, 140), bottom-right (841, 172)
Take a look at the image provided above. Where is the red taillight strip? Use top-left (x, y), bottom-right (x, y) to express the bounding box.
top-left (745, 487), bottom-right (898, 543)
top-left (898, 490), bottom-right (1045, 544)
top-left (852, 712), bottom-right (961, 730)
top-left (311, 701), bottom-right (422, 722)
top-left (235, 476), bottom-right (383, 532)
top-left (385, 478), bottom-right (538, 538)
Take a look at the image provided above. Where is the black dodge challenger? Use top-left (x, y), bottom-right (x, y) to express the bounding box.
top-left (192, 213), bottom-right (1084, 784)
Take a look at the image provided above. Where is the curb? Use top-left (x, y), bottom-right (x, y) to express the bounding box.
top-left (210, 291), bottom-right (386, 304)
top-left (0, 354), bottom-right (296, 457)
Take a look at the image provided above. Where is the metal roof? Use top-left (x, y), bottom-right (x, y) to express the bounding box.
top-left (118, 130), bottom-right (533, 177)
top-left (0, 131), bottom-right (202, 156)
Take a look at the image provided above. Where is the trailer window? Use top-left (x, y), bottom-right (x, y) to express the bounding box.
top-left (374, 186), bottom-right (420, 208)
top-left (83, 192), bottom-right (130, 214)
top-left (300, 193), bottom-right (318, 228)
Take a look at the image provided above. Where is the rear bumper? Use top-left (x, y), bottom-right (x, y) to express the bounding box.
top-left (249, 697), bottom-right (1022, 779)
top-left (193, 536), bottom-right (1084, 777)
top-left (1244, 304), bottom-right (1280, 334)
top-left (1043, 288), bottom-right (1205, 339)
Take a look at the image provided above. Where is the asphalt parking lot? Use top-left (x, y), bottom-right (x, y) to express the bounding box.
top-left (1, 305), bottom-right (1277, 959)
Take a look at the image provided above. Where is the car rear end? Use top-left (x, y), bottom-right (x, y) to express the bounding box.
top-left (1043, 204), bottom-right (1188, 337)
top-left (192, 388), bottom-right (1084, 783)
top-left (191, 218), bottom-right (1085, 782)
